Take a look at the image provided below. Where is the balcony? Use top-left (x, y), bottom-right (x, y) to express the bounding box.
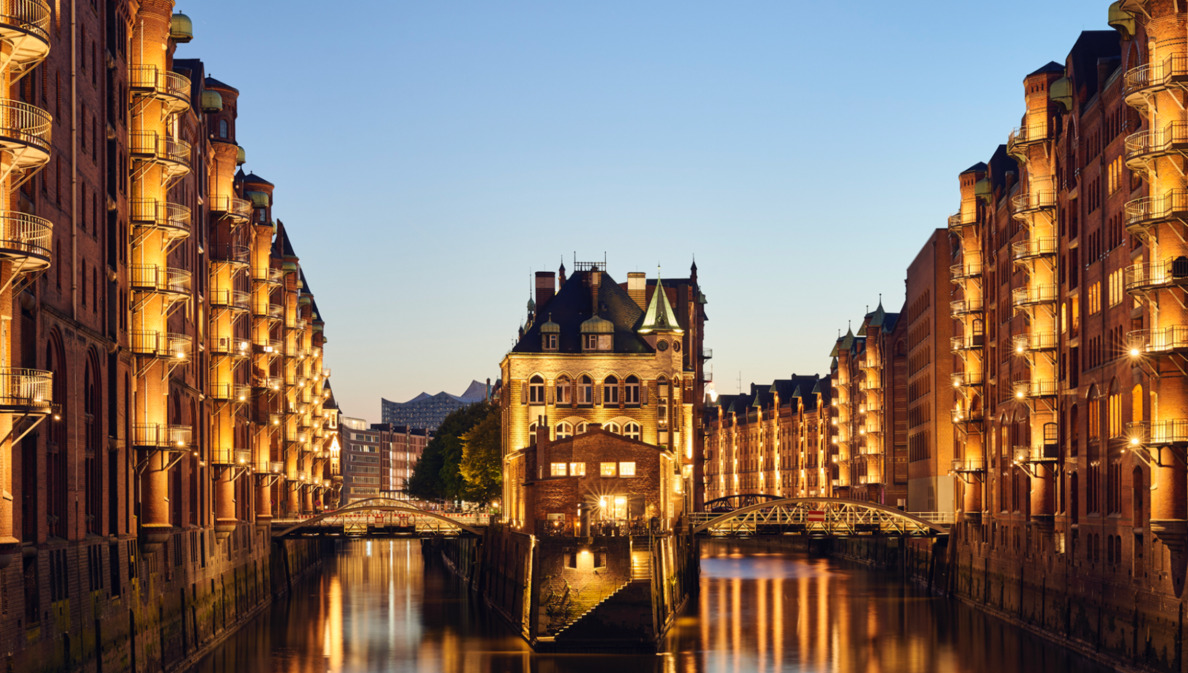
top-left (0, 98), bottom-right (50, 171)
top-left (1125, 190), bottom-right (1188, 234)
top-left (1125, 122), bottom-right (1188, 171)
top-left (253, 340), bottom-right (283, 357)
top-left (210, 447), bottom-right (252, 466)
top-left (210, 382), bottom-right (251, 403)
top-left (1007, 123), bottom-right (1050, 157)
top-left (130, 199), bottom-right (191, 241)
top-left (1124, 53), bottom-right (1188, 107)
top-left (130, 265), bottom-right (190, 296)
top-left (130, 131), bottom-right (191, 179)
top-left (209, 195), bottom-right (253, 223)
top-left (130, 331), bottom-right (192, 360)
top-left (952, 407), bottom-right (983, 425)
top-left (1012, 284), bottom-right (1058, 308)
top-left (1128, 420), bottom-right (1188, 446)
top-left (211, 243), bottom-right (250, 267)
top-left (1012, 237), bottom-right (1057, 262)
top-left (210, 288), bottom-right (250, 313)
top-left (1128, 326), bottom-right (1188, 356)
top-left (0, 367), bottom-right (50, 412)
top-left (951, 371), bottom-right (984, 388)
top-left (1013, 332), bottom-right (1058, 353)
top-left (0, 1), bottom-right (51, 72)
top-left (1013, 379), bottom-right (1058, 400)
top-left (129, 65), bottom-right (192, 113)
top-left (951, 456), bottom-right (986, 474)
top-left (950, 260), bottom-right (983, 281)
top-left (0, 210), bottom-right (50, 269)
top-left (252, 267), bottom-right (284, 285)
top-left (1011, 183), bottom-right (1057, 219)
top-left (947, 210), bottom-right (978, 232)
top-left (950, 296), bottom-right (983, 316)
top-left (950, 333), bottom-right (985, 352)
top-left (1124, 260), bottom-right (1188, 293)
top-left (133, 423), bottom-right (192, 449)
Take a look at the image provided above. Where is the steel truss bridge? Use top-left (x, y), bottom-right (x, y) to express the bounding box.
top-left (272, 498), bottom-right (486, 538)
top-left (688, 497), bottom-right (952, 538)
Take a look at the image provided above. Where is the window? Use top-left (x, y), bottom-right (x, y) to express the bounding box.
top-left (576, 422), bottom-right (589, 434)
top-left (1088, 282), bottom-right (1101, 315)
top-left (605, 422), bottom-right (621, 434)
top-left (543, 333), bottom-right (558, 351)
top-left (556, 375), bottom-right (572, 405)
top-left (603, 376), bottom-right (619, 405)
top-left (618, 462), bottom-right (636, 477)
top-left (556, 421), bottom-right (573, 439)
top-left (1107, 269), bottom-right (1123, 308)
top-left (625, 422), bottom-right (641, 440)
top-left (550, 463), bottom-right (567, 477)
top-left (600, 462), bottom-right (617, 477)
top-left (1108, 392), bottom-right (1122, 438)
top-left (624, 375), bottom-right (640, 405)
top-left (583, 334), bottom-right (598, 350)
top-left (529, 421), bottom-right (538, 446)
top-left (218, 119), bottom-right (228, 139)
top-left (528, 375), bottom-right (545, 404)
top-left (578, 375), bottom-right (593, 405)
top-left (569, 462), bottom-right (586, 476)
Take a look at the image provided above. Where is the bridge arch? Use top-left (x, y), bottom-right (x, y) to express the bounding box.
top-left (703, 493), bottom-right (786, 513)
top-left (692, 497), bottom-right (949, 537)
top-left (274, 498), bottom-right (484, 537)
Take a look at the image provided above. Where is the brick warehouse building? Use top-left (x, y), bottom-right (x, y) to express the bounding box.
top-left (0, 2), bottom-right (338, 671)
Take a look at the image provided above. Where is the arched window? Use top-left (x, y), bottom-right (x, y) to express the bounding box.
top-left (556, 375), bottom-right (572, 405)
top-left (604, 376), bottom-right (619, 405)
top-left (576, 422), bottom-right (589, 434)
top-left (578, 375), bottom-right (593, 405)
top-left (624, 375), bottom-right (640, 406)
top-left (529, 421), bottom-right (538, 447)
top-left (528, 375), bottom-right (545, 405)
top-left (556, 421), bottom-right (573, 439)
top-left (625, 422), bottom-right (641, 440)
top-left (218, 119), bottom-right (228, 139)
top-left (605, 422), bottom-right (621, 434)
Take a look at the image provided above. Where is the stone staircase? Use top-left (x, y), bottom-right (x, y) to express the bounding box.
top-left (631, 540), bottom-right (653, 581)
top-left (552, 580), bottom-right (654, 645)
top-left (553, 580), bottom-right (632, 637)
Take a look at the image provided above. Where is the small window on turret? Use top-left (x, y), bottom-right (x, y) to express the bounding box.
top-left (218, 119), bottom-right (228, 139)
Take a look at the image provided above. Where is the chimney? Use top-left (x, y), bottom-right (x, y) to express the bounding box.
top-left (535, 272), bottom-right (556, 313)
top-left (627, 272), bottom-right (646, 309)
top-left (535, 418), bottom-right (549, 479)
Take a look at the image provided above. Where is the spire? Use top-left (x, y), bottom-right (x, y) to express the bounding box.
top-left (638, 270), bottom-right (684, 334)
top-left (558, 258), bottom-right (567, 284)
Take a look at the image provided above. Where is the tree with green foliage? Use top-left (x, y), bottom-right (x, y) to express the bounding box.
top-left (459, 404), bottom-right (501, 504)
top-left (406, 401), bottom-right (494, 503)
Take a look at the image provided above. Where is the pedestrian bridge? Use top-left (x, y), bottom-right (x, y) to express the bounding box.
top-left (272, 498), bottom-right (486, 538)
top-left (688, 497), bottom-right (953, 538)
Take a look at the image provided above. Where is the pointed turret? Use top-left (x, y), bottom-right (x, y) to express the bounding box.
top-left (638, 274), bottom-right (684, 334)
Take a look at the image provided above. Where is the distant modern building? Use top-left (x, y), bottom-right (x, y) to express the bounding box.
top-left (380, 380), bottom-right (490, 430)
top-left (340, 418), bottom-right (431, 503)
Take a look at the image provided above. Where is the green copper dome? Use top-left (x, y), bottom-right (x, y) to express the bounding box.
top-left (236, 145), bottom-right (246, 165)
top-left (170, 13), bottom-right (193, 43)
top-left (580, 314), bottom-right (614, 334)
top-left (200, 90), bottom-right (223, 113)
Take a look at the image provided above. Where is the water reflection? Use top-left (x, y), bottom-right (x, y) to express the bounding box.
top-left (189, 540), bottom-right (1111, 673)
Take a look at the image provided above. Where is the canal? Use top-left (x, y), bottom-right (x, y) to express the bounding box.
top-left (187, 540), bottom-right (1112, 673)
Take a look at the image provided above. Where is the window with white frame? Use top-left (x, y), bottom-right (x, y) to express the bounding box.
top-left (600, 462), bottom-right (617, 477)
top-left (624, 375), bottom-right (640, 405)
top-left (556, 375), bottom-right (572, 405)
top-left (528, 375), bottom-right (545, 404)
top-left (556, 421), bottom-right (573, 439)
top-left (604, 376), bottom-right (619, 404)
top-left (578, 375), bottom-right (594, 405)
top-left (618, 462), bottom-right (636, 477)
top-left (625, 422), bottom-right (641, 440)
top-left (550, 463), bottom-right (568, 477)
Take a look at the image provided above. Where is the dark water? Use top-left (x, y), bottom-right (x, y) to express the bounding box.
top-left (188, 540), bottom-right (1112, 673)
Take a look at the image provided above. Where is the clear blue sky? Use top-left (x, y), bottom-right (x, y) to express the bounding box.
top-left (178, 1), bottom-right (1114, 422)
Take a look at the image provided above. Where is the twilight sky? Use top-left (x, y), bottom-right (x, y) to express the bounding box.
top-left (179, 1), bottom-right (1113, 422)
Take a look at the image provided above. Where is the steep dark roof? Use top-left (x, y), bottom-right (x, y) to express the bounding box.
top-left (512, 270), bottom-right (651, 354)
top-left (203, 75), bottom-right (239, 93)
top-left (1027, 61), bottom-right (1065, 78)
top-left (961, 162), bottom-right (987, 175)
top-left (1068, 30), bottom-right (1122, 106)
top-left (987, 144), bottom-right (1017, 191)
top-left (243, 172), bottom-right (273, 187)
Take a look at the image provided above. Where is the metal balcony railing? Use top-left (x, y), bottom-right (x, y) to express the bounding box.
top-left (951, 371), bottom-right (983, 388)
top-left (0, 367), bottom-right (50, 410)
top-left (1013, 332), bottom-right (1058, 353)
top-left (1129, 420), bottom-right (1188, 446)
top-left (950, 260), bottom-right (983, 280)
top-left (209, 195), bottom-right (253, 221)
top-left (130, 265), bottom-right (190, 295)
top-left (253, 340), bottom-right (283, 356)
top-left (951, 456), bottom-right (986, 473)
top-left (1129, 326), bottom-right (1188, 355)
top-left (950, 296), bottom-right (984, 315)
top-left (1124, 260), bottom-right (1188, 293)
top-left (1012, 237), bottom-right (1057, 261)
top-left (210, 447), bottom-right (252, 465)
top-left (951, 334), bottom-right (985, 352)
top-left (129, 65), bottom-right (192, 109)
top-left (133, 423), bottom-right (192, 448)
top-left (1007, 123), bottom-right (1049, 154)
top-left (130, 199), bottom-right (191, 238)
top-left (1124, 52), bottom-right (1188, 100)
top-left (1011, 185), bottom-right (1057, 217)
top-left (1125, 190), bottom-right (1188, 233)
top-left (0, 210), bottom-right (51, 265)
top-left (0, 98), bottom-right (50, 156)
top-left (130, 331), bottom-right (192, 360)
top-left (210, 288), bottom-right (250, 311)
top-left (0, 1), bottom-right (51, 50)
top-left (210, 243), bottom-right (250, 266)
top-left (1012, 284), bottom-right (1058, 308)
top-left (952, 407), bottom-right (983, 424)
top-left (1014, 379), bottom-right (1058, 399)
top-left (947, 211), bottom-right (977, 231)
top-left (1126, 122), bottom-right (1188, 168)
top-left (130, 131), bottom-right (191, 172)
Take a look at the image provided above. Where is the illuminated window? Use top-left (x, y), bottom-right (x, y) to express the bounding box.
top-left (619, 462), bottom-right (636, 477)
top-left (550, 463), bottom-right (567, 477)
top-left (528, 375), bottom-right (545, 404)
top-left (578, 375), bottom-right (593, 405)
top-left (556, 421), bottom-right (573, 439)
top-left (625, 422), bottom-right (641, 440)
top-left (603, 376), bottom-right (619, 404)
top-left (569, 462), bottom-right (586, 476)
top-left (1107, 269), bottom-right (1123, 308)
top-left (529, 421), bottom-right (538, 446)
top-left (600, 462), bottom-right (617, 477)
top-left (624, 375), bottom-right (640, 405)
top-left (1088, 282), bottom-right (1101, 315)
top-left (556, 375), bottom-right (572, 405)
top-left (605, 422), bottom-right (621, 434)
top-left (577, 422), bottom-right (589, 434)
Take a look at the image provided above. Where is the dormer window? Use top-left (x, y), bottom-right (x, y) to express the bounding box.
top-left (543, 333), bottom-right (558, 351)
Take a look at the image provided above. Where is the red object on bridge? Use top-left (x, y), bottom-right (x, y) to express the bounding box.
top-left (806, 510), bottom-right (825, 523)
